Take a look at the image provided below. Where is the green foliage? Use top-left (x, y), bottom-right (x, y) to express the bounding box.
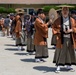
top-left (0, 7), bottom-right (15, 13)
top-left (7, 8), bottom-right (16, 13)
top-left (70, 6), bottom-right (76, 11)
top-left (43, 6), bottom-right (51, 12)
top-left (0, 7), bottom-right (7, 13)
top-left (43, 5), bottom-right (59, 12)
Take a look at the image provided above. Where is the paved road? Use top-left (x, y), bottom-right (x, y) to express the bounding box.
top-left (0, 28), bottom-right (76, 75)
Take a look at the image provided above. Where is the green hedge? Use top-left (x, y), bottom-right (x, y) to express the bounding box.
top-left (43, 5), bottom-right (59, 12)
top-left (0, 7), bottom-right (7, 13)
top-left (0, 7), bottom-right (15, 13)
top-left (7, 8), bottom-right (16, 13)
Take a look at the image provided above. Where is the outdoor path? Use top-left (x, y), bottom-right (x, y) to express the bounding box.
top-left (0, 28), bottom-right (76, 75)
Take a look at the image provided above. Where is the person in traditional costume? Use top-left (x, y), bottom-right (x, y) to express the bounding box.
top-left (52, 5), bottom-right (76, 73)
top-left (24, 14), bottom-right (35, 54)
top-left (15, 14), bottom-right (25, 50)
top-left (19, 13), bottom-right (27, 46)
top-left (34, 9), bottom-right (51, 62)
top-left (28, 12), bottom-right (36, 54)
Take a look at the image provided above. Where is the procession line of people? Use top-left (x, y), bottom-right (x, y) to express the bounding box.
top-left (0, 5), bottom-right (76, 73)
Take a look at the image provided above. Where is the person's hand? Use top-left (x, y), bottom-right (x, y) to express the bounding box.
top-left (67, 29), bottom-right (73, 33)
top-left (49, 19), bottom-right (53, 24)
top-left (64, 29), bottom-right (73, 33)
top-left (19, 32), bottom-right (22, 35)
top-left (47, 19), bottom-right (53, 25)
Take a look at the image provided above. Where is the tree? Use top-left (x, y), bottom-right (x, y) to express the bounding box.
top-left (42, 5), bottom-right (59, 15)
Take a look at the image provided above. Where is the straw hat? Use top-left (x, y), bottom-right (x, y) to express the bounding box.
top-left (15, 8), bottom-right (24, 14)
top-left (56, 9), bottom-right (62, 12)
top-left (56, 5), bottom-right (74, 8)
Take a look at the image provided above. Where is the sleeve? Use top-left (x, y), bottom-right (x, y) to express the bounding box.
top-left (35, 18), bottom-right (48, 34)
top-left (72, 19), bottom-right (76, 33)
top-left (15, 21), bottom-right (22, 33)
top-left (52, 19), bottom-right (60, 34)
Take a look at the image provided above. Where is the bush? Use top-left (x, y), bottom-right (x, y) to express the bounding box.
top-left (0, 7), bottom-right (16, 13)
top-left (70, 6), bottom-right (76, 11)
top-left (0, 7), bottom-right (7, 13)
top-left (7, 8), bottom-right (16, 13)
top-left (43, 5), bottom-right (59, 12)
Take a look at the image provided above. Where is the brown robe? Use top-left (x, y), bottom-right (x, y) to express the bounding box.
top-left (34, 18), bottom-right (48, 45)
top-left (52, 17), bottom-right (76, 49)
top-left (15, 20), bottom-right (22, 46)
top-left (15, 20), bottom-right (22, 38)
top-left (52, 17), bottom-right (76, 66)
top-left (34, 18), bottom-right (48, 58)
top-left (74, 20), bottom-right (76, 49)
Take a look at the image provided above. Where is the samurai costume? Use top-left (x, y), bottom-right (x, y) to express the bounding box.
top-left (15, 17), bottom-right (25, 50)
top-left (52, 16), bottom-right (76, 66)
top-left (24, 15), bottom-right (35, 53)
top-left (34, 17), bottom-right (48, 61)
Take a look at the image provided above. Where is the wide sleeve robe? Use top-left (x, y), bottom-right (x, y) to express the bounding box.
top-left (34, 18), bottom-right (48, 45)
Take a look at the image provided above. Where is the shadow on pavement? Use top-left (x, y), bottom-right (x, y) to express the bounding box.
top-left (5, 48), bottom-right (18, 51)
top-left (14, 53), bottom-right (29, 56)
top-left (33, 66), bottom-right (69, 73)
top-left (60, 67), bottom-right (72, 72)
top-left (33, 66), bottom-right (56, 72)
top-left (21, 58), bottom-right (35, 63)
top-left (4, 44), bottom-right (16, 47)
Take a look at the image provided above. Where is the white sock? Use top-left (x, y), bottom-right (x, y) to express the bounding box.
top-left (56, 66), bottom-right (60, 71)
top-left (18, 46), bottom-right (21, 50)
top-left (18, 46), bottom-right (19, 50)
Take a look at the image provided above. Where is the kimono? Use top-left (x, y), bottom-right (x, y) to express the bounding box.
top-left (21, 17), bottom-right (27, 46)
top-left (25, 17), bottom-right (35, 52)
top-left (52, 16), bottom-right (76, 66)
top-left (34, 17), bottom-right (48, 58)
top-left (15, 19), bottom-right (25, 46)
